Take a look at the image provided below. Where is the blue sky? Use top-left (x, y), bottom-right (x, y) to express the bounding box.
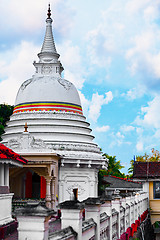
top-left (1, 0), bottom-right (160, 173)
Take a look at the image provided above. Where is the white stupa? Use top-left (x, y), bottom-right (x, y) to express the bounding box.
top-left (2, 5), bottom-right (108, 203)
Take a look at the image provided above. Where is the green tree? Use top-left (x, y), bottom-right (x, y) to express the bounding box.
top-left (98, 154), bottom-right (125, 196)
top-left (128, 158), bottom-right (135, 178)
top-left (105, 154), bottom-right (125, 177)
top-left (0, 104), bottom-right (14, 140)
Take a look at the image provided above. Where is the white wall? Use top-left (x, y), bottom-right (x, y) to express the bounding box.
top-left (59, 168), bottom-right (98, 202)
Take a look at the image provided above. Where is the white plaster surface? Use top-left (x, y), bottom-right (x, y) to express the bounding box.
top-left (0, 193), bottom-right (14, 225)
top-left (59, 168), bottom-right (98, 203)
top-left (17, 216), bottom-right (49, 240)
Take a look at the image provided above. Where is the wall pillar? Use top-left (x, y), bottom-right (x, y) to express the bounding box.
top-left (126, 196), bottom-right (131, 226)
top-left (131, 195), bottom-right (135, 223)
top-left (4, 164), bottom-right (9, 187)
top-left (84, 197), bottom-right (101, 240)
top-left (0, 164), bottom-right (4, 186)
top-left (121, 197), bottom-right (127, 231)
top-left (112, 196), bottom-right (121, 239)
top-left (45, 178), bottom-right (51, 208)
top-left (100, 197), bottom-right (112, 239)
top-left (60, 200), bottom-right (84, 240)
top-left (15, 203), bottom-right (54, 240)
top-left (51, 178), bottom-right (55, 209)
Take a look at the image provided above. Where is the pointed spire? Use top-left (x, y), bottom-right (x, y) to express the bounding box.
top-left (34, 5), bottom-right (64, 76)
top-left (47, 4), bottom-right (51, 19)
top-left (41, 5), bottom-right (57, 55)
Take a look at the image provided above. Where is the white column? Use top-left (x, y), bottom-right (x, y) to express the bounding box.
top-left (51, 178), bottom-right (55, 209)
top-left (46, 178), bottom-right (51, 208)
top-left (0, 164), bottom-right (5, 186)
top-left (4, 164), bottom-right (9, 187)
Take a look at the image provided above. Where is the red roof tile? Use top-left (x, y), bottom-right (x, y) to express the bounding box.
top-left (133, 162), bottom-right (160, 178)
top-left (0, 143), bottom-right (27, 164)
top-left (103, 175), bottom-right (142, 189)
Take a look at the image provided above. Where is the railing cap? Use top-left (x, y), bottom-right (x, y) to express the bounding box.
top-left (59, 200), bottom-right (85, 210)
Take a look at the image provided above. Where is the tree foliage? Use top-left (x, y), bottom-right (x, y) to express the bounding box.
top-left (128, 158), bottom-right (135, 178)
top-left (98, 153), bottom-right (125, 195)
top-left (136, 148), bottom-right (160, 162)
top-left (0, 104), bottom-right (14, 140)
top-left (104, 154), bottom-right (125, 177)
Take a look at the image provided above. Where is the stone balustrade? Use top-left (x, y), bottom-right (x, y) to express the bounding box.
top-left (54, 192), bottom-right (149, 240)
top-left (15, 192), bottom-right (149, 240)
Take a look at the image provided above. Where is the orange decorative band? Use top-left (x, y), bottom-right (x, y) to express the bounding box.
top-left (13, 102), bottom-right (83, 115)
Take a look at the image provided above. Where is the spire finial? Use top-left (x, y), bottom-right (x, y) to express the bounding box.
top-left (47, 3), bottom-right (51, 19)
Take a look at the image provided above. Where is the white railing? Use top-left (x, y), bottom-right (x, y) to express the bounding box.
top-left (59, 192), bottom-right (148, 240)
top-left (15, 191), bottom-right (149, 240)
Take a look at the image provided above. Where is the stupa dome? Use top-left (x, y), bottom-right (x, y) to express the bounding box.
top-left (14, 76), bottom-right (82, 115)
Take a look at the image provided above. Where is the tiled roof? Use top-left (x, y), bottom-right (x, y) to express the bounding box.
top-left (0, 143), bottom-right (27, 164)
top-left (103, 175), bottom-right (142, 189)
top-left (133, 161), bottom-right (160, 178)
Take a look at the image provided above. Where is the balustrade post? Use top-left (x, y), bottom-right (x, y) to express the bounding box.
top-left (84, 197), bottom-right (101, 240)
top-left (112, 194), bottom-right (121, 239)
top-left (100, 197), bottom-right (112, 239)
top-left (60, 200), bottom-right (84, 240)
top-left (121, 197), bottom-right (127, 231)
top-left (15, 202), bottom-right (54, 240)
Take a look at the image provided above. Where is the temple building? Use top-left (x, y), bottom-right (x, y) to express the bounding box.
top-left (1, 5), bottom-right (108, 208)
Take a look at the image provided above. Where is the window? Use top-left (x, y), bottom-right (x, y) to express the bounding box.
top-left (154, 182), bottom-right (160, 199)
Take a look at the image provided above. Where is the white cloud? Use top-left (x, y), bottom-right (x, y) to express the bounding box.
top-left (95, 125), bottom-right (110, 132)
top-left (136, 141), bottom-right (144, 152)
top-left (123, 85), bottom-right (146, 100)
top-left (125, 0), bottom-right (154, 15)
top-left (88, 91), bottom-right (113, 122)
top-left (0, 0), bottom-right (46, 33)
top-left (85, 0), bottom-right (160, 92)
top-left (0, 41), bottom-right (39, 104)
top-left (116, 132), bottom-right (125, 139)
top-left (78, 91), bottom-right (90, 116)
top-left (109, 130), bottom-right (132, 148)
top-left (126, 31), bottom-right (160, 84)
top-left (136, 127), bottom-right (144, 135)
top-left (120, 125), bottom-right (135, 132)
top-left (135, 96), bottom-right (160, 129)
top-left (78, 90), bottom-right (113, 123)
top-left (133, 96), bottom-right (160, 154)
top-left (58, 41), bottom-right (86, 89)
top-left (0, 0), bottom-right (74, 38)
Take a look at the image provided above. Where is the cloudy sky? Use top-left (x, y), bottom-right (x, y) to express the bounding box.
top-left (1, 0), bottom-right (160, 173)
